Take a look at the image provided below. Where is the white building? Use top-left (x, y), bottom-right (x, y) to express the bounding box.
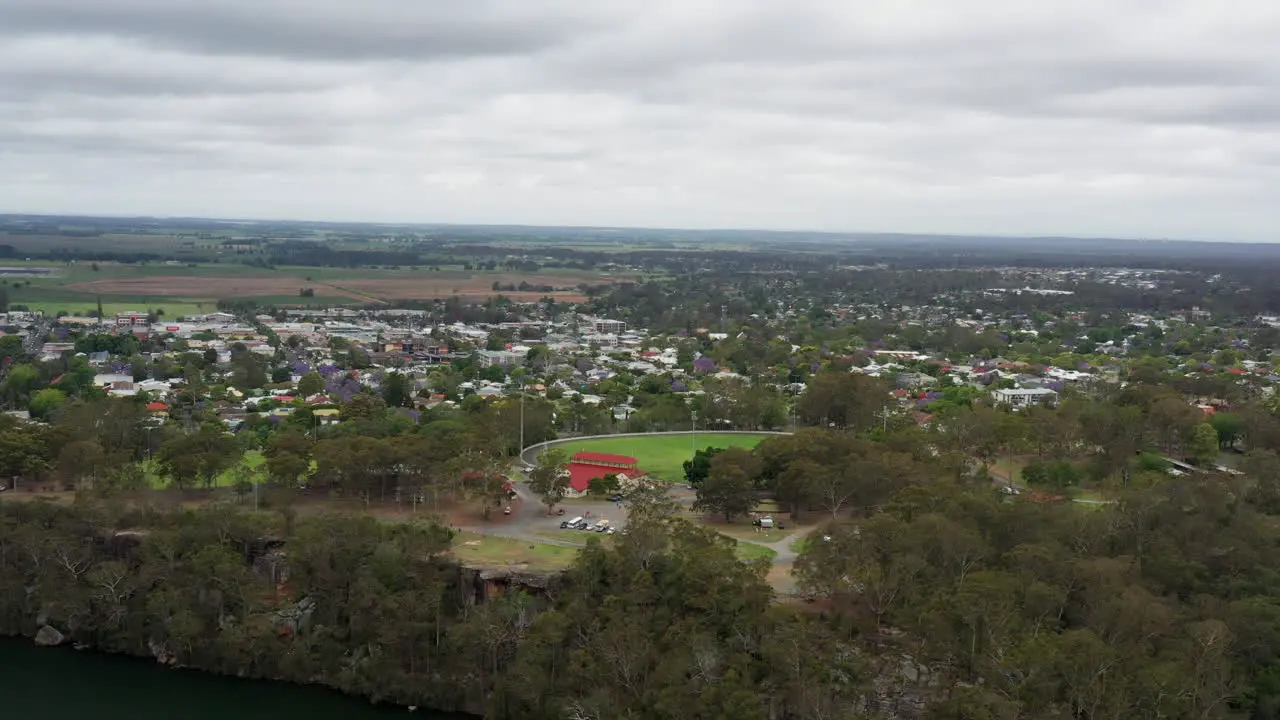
top-left (592, 318), bottom-right (626, 334)
top-left (476, 350), bottom-right (523, 369)
top-left (991, 387), bottom-right (1058, 409)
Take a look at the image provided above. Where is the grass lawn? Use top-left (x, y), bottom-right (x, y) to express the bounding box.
top-left (1071, 487), bottom-right (1115, 503)
top-left (551, 433), bottom-right (776, 482)
top-left (36, 300), bottom-right (213, 318)
top-left (449, 531), bottom-right (580, 570)
top-left (734, 541), bottom-right (778, 562)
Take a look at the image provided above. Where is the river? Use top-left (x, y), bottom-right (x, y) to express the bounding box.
top-left (1, 637), bottom-right (468, 720)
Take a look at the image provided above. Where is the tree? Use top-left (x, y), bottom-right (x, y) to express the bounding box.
top-left (1187, 422), bottom-right (1221, 466)
top-left (682, 446), bottom-right (724, 488)
top-left (587, 473), bottom-right (622, 497)
top-left (1022, 460), bottom-right (1083, 490)
top-left (694, 447), bottom-right (760, 522)
top-left (0, 364), bottom-right (40, 408)
top-left (157, 425), bottom-right (237, 489)
top-left (383, 372), bottom-right (411, 408)
top-left (341, 393), bottom-right (386, 421)
top-left (1209, 412), bottom-right (1244, 450)
top-left (56, 439), bottom-right (105, 490)
top-left (797, 371), bottom-right (887, 432)
top-left (264, 431), bottom-right (313, 487)
top-left (28, 388), bottom-right (68, 420)
top-left (0, 334), bottom-right (22, 363)
top-left (528, 449), bottom-right (570, 514)
top-left (297, 371), bottom-right (323, 398)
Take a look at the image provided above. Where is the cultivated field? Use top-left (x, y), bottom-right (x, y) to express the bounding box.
top-left (5, 260), bottom-right (614, 311)
top-left (65, 276), bottom-right (368, 300)
top-left (551, 433), bottom-right (777, 483)
top-left (329, 273), bottom-right (598, 302)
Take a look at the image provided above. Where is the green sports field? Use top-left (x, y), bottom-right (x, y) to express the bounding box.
top-left (551, 433), bottom-right (777, 483)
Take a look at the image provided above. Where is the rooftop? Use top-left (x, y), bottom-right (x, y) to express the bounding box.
top-left (570, 451), bottom-right (638, 466)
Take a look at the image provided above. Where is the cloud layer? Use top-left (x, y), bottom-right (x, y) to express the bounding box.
top-left (2, 0), bottom-right (1279, 240)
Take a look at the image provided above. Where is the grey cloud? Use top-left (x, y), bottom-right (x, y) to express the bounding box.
top-left (1, 0), bottom-right (1279, 240)
top-left (1, 0), bottom-right (597, 60)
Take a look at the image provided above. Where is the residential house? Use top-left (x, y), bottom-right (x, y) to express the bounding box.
top-left (897, 371), bottom-right (937, 389)
top-left (991, 387), bottom-right (1058, 409)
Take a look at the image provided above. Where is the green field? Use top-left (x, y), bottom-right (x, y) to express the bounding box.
top-left (734, 541), bottom-right (778, 562)
top-left (551, 433), bottom-right (778, 482)
top-left (23, 299), bottom-right (213, 318)
top-left (449, 531), bottom-right (581, 571)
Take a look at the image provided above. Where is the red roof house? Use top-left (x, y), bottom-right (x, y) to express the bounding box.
top-left (567, 451), bottom-right (647, 494)
top-left (146, 402), bottom-right (169, 413)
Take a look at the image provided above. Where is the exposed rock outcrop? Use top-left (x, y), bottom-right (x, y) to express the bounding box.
top-left (148, 639), bottom-right (177, 665)
top-left (34, 625), bottom-right (67, 647)
top-left (271, 597), bottom-right (316, 636)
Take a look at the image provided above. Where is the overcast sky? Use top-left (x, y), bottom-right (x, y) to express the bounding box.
top-left (3, 1), bottom-right (1279, 241)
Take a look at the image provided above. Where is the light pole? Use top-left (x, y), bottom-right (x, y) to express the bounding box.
top-left (691, 410), bottom-right (697, 455)
top-left (877, 404), bottom-right (891, 434)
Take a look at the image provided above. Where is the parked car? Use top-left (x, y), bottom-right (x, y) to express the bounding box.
top-left (594, 520), bottom-right (611, 533)
top-left (607, 493), bottom-right (624, 502)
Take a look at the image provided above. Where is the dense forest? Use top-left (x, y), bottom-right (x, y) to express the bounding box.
top-left (7, 451), bottom-right (1280, 718)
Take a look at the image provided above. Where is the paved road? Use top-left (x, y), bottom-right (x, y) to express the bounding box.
top-left (458, 477), bottom-right (821, 585)
top-left (455, 480), bottom-right (630, 548)
top-left (743, 522), bottom-right (822, 564)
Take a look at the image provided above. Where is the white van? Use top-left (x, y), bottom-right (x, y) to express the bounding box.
top-left (758, 517), bottom-right (774, 529)
top-left (560, 516), bottom-right (583, 529)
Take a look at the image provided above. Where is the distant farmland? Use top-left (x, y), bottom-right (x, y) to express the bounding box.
top-left (4, 261), bottom-right (616, 311)
top-left (65, 276), bottom-right (369, 301)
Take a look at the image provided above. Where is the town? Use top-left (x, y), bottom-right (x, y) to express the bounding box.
top-left (5, 241), bottom-right (1280, 719)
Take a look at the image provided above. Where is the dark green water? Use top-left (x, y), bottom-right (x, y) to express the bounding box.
top-left (1, 637), bottom-right (467, 720)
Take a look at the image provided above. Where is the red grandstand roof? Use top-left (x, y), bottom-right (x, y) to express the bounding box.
top-left (570, 451), bottom-right (638, 465)
top-left (567, 463), bottom-right (647, 493)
